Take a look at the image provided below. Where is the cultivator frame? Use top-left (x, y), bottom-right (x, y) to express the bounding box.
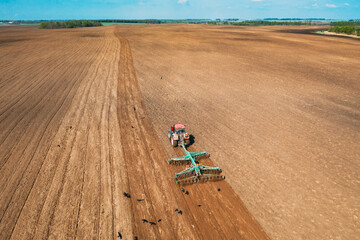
top-left (168, 144), bottom-right (225, 185)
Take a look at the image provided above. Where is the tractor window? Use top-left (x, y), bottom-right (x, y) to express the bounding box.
top-left (176, 129), bottom-right (185, 134)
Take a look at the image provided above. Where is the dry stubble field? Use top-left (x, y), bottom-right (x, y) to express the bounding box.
top-left (0, 24), bottom-right (359, 239)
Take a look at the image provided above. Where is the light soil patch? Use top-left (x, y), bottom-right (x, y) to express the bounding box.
top-left (317, 30), bottom-right (360, 39)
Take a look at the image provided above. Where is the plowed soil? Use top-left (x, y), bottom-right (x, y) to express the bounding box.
top-left (0, 24), bottom-right (359, 240)
top-left (0, 25), bottom-right (267, 240)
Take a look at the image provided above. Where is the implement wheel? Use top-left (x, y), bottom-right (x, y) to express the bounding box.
top-left (171, 136), bottom-right (178, 147)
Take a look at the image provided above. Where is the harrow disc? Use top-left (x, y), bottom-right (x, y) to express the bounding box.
top-left (174, 171), bottom-right (196, 180)
top-left (201, 169), bottom-right (222, 175)
top-left (198, 176), bottom-right (209, 183)
top-left (201, 174), bottom-right (225, 182)
top-left (193, 153), bottom-right (210, 160)
top-left (176, 176), bottom-right (199, 185)
top-left (168, 160), bottom-right (191, 165)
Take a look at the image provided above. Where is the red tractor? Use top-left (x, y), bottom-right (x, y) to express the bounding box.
top-left (168, 124), bottom-right (190, 147)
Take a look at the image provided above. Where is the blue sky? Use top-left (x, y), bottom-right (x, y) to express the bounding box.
top-left (0, 0), bottom-right (359, 20)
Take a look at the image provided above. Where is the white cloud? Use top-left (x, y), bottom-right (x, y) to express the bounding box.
top-left (252, 0), bottom-right (263, 2)
top-left (312, 3), bottom-right (318, 7)
top-left (345, 3), bottom-right (349, 6)
top-left (325, 3), bottom-right (337, 8)
top-left (178, 0), bottom-right (188, 3)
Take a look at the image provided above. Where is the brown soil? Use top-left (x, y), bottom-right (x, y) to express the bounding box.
top-left (1, 24), bottom-right (359, 240)
top-left (117, 24), bottom-right (360, 239)
top-left (0, 25), bottom-right (268, 240)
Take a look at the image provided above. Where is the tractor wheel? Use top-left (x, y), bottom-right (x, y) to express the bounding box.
top-left (171, 136), bottom-right (178, 147)
top-left (185, 139), bottom-right (190, 146)
top-left (168, 131), bottom-right (171, 139)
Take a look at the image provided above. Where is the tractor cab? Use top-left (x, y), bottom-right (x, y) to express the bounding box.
top-left (168, 124), bottom-right (190, 147)
top-left (174, 124), bottom-right (186, 134)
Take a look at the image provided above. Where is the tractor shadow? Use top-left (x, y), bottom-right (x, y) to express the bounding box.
top-left (189, 134), bottom-right (196, 147)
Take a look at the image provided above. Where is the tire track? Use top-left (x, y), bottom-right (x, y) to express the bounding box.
top-left (0, 36), bottom-right (102, 226)
top-left (0, 37), bottom-right (91, 144)
top-left (0, 32), bottom-right (89, 113)
top-left (0, 29), bottom-right (94, 97)
top-left (43, 32), bottom-right (113, 240)
top-left (2, 27), bottom-right (105, 240)
top-left (74, 30), bottom-right (117, 239)
top-left (0, 36), bottom-right (97, 173)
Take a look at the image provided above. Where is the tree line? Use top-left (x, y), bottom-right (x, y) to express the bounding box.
top-left (328, 26), bottom-right (360, 36)
top-left (330, 21), bottom-right (360, 27)
top-left (207, 20), bottom-right (313, 26)
top-left (328, 21), bottom-right (360, 36)
top-left (98, 19), bottom-right (161, 24)
top-left (39, 20), bottom-right (102, 29)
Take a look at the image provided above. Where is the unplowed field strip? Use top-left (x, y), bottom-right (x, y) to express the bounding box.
top-left (1, 25), bottom-right (268, 239)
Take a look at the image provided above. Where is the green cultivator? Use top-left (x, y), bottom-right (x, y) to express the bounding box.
top-left (169, 144), bottom-right (225, 184)
top-left (167, 124), bottom-right (225, 185)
